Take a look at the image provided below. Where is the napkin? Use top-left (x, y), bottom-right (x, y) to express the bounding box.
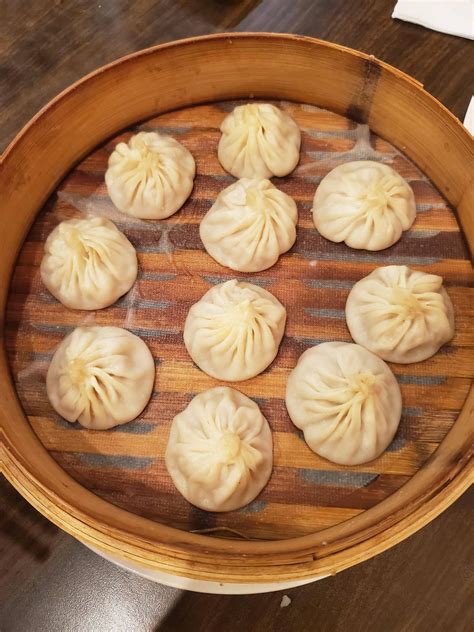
top-left (392, 1), bottom-right (474, 39)
top-left (464, 96), bottom-right (474, 134)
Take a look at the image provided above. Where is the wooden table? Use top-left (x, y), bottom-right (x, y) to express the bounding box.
top-left (1, 2), bottom-right (472, 630)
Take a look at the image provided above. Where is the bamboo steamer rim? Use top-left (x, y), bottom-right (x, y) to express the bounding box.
top-left (0, 33), bottom-right (473, 584)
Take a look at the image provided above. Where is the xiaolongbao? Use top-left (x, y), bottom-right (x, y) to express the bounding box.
top-left (285, 342), bottom-right (402, 465)
top-left (218, 103), bottom-right (301, 179)
top-left (184, 280), bottom-right (286, 381)
top-left (312, 161), bottom-right (416, 250)
top-left (40, 215), bottom-right (138, 310)
top-left (200, 178), bottom-right (298, 272)
top-left (345, 265), bottom-right (455, 363)
top-left (165, 387), bottom-right (273, 512)
top-left (105, 131), bottom-right (195, 219)
top-left (47, 326), bottom-right (155, 429)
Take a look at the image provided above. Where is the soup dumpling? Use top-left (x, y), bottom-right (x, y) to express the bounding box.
top-left (285, 342), bottom-right (402, 465)
top-left (346, 265), bottom-right (455, 363)
top-left (218, 103), bottom-right (301, 179)
top-left (165, 386), bottom-right (273, 512)
top-left (40, 215), bottom-right (137, 310)
top-left (200, 178), bottom-right (297, 272)
top-left (105, 131), bottom-right (195, 219)
top-left (47, 326), bottom-right (155, 430)
top-left (312, 161), bottom-right (416, 250)
top-left (184, 280), bottom-right (286, 381)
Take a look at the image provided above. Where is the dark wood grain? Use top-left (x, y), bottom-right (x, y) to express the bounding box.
top-left (158, 487), bottom-right (474, 632)
top-left (1, 0), bottom-right (473, 153)
top-left (0, 477), bottom-right (67, 601)
top-left (1, 477), bottom-right (473, 632)
top-left (1, 2), bottom-right (472, 630)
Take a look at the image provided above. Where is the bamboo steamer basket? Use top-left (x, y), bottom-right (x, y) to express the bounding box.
top-left (0, 34), bottom-right (473, 590)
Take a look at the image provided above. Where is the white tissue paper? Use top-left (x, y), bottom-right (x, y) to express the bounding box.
top-left (392, 1), bottom-right (474, 39)
top-left (464, 97), bottom-right (474, 134)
